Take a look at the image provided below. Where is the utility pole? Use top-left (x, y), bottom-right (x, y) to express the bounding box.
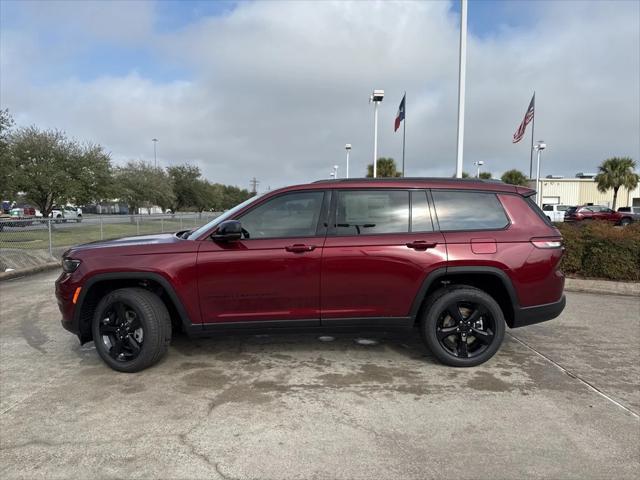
top-left (455, 0), bottom-right (468, 178)
top-left (250, 177), bottom-right (260, 194)
top-left (152, 138), bottom-right (159, 168)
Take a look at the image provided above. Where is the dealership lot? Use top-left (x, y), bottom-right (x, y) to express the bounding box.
top-left (1, 271), bottom-right (638, 479)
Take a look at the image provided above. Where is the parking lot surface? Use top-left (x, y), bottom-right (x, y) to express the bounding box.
top-left (1, 271), bottom-right (639, 479)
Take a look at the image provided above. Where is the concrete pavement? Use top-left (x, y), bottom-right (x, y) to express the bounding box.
top-left (1, 271), bottom-right (638, 479)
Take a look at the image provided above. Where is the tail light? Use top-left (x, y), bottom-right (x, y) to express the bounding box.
top-left (531, 237), bottom-right (563, 249)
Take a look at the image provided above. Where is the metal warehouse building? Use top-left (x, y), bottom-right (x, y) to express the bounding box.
top-left (527, 176), bottom-right (640, 208)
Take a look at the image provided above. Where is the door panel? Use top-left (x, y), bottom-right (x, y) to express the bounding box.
top-left (320, 233), bottom-right (447, 319)
top-left (197, 190), bottom-right (327, 324)
top-left (320, 189), bottom-right (447, 320)
top-left (197, 237), bottom-right (324, 323)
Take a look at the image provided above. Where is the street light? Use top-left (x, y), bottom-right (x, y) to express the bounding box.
top-left (152, 138), bottom-right (159, 168)
top-left (473, 160), bottom-right (485, 178)
top-left (333, 164), bottom-right (339, 179)
top-left (533, 141), bottom-right (547, 207)
top-left (345, 144), bottom-right (352, 179)
top-left (370, 89), bottom-right (384, 178)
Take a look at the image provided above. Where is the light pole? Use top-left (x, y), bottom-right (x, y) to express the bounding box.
top-left (533, 141), bottom-right (546, 207)
top-left (333, 165), bottom-right (339, 179)
top-left (370, 89), bottom-right (384, 178)
top-left (455, 0), bottom-right (468, 178)
top-left (345, 144), bottom-right (352, 179)
top-left (152, 138), bottom-right (159, 168)
top-left (473, 160), bottom-right (485, 178)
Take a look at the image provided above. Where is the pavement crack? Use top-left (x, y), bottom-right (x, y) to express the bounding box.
top-left (507, 332), bottom-right (639, 419)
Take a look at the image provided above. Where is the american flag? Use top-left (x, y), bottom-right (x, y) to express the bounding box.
top-left (513, 93), bottom-right (535, 143)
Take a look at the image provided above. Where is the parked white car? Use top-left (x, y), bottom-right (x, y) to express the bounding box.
top-left (50, 206), bottom-right (83, 223)
top-left (542, 204), bottom-right (571, 223)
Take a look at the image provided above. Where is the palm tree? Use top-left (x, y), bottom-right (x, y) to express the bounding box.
top-left (366, 157), bottom-right (401, 178)
top-left (501, 169), bottom-right (528, 186)
top-left (595, 157), bottom-right (639, 210)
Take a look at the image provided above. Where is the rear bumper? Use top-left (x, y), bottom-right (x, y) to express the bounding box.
top-left (511, 295), bottom-right (566, 328)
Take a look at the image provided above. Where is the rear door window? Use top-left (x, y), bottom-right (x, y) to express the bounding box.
top-left (332, 190), bottom-right (409, 235)
top-left (432, 191), bottom-right (509, 231)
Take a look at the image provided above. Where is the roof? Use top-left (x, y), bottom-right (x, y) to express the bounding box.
top-left (287, 177), bottom-right (529, 194)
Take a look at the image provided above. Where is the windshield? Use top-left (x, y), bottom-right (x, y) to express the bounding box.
top-left (186, 194), bottom-right (264, 240)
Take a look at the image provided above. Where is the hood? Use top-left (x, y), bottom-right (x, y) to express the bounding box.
top-left (66, 233), bottom-right (183, 253)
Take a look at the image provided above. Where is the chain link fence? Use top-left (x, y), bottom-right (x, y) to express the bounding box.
top-left (0, 212), bottom-right (219, 273)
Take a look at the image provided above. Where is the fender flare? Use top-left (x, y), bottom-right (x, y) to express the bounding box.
top-left (73, 272), bottom-right (197, 335)
top-left (408, 266), bottom-right (519, 320)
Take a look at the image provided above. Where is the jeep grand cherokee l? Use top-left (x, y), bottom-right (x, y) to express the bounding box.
top-left (56, 178), bottom-right (566, 372)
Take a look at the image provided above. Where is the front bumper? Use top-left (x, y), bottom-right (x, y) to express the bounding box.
top-left (55, 272), bottom-right (81, 335)
top-left (511, 295), bottom-right (566, 328)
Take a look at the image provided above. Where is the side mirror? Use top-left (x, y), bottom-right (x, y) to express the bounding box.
top-left (212, 220), bottom-right (242, 242)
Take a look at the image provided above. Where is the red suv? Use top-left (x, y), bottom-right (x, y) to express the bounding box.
top-left (56, 178), bottom-right (566, 372)
top-left (564, 205), bottom-right (624, 224)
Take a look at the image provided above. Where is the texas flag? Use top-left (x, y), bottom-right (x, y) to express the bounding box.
top-left (394, 93), bottom-right (406, 132)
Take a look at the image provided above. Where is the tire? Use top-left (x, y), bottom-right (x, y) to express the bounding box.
top-left (76, 216), bottom-right (82, 223)
top-left (92, 288), bottom-right (172, 373)
top-left (620, 217), bottom-right (631, 226)
top-left (419, 286), bottom-right (505, 367)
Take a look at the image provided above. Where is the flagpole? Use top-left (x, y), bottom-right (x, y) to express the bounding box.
top-left (402, 92), bottom-right (406, 177)
top-left (529, 92), bottom-right (535, 179)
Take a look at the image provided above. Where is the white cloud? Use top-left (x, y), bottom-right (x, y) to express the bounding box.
top-left (1, 0), bottom-right (638, 190)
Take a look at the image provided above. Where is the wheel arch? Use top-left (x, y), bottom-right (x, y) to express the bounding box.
top-left (410, 266), bottom-right (519, 328)
top-left (74, 272), bottom-right (194, 343)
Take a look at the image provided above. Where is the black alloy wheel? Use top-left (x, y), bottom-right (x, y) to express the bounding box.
top-left (98, 301), bottom-right (144, 362)
top-left (435, 301), bottom-right (495, 359)
top-left (92, 288), bottom-right (171, 372)
top-left (420, 286), bottom-right (505, 367)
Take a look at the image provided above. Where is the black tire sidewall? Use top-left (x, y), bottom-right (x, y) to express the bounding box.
top-left (92, 288), bottom-right (170, 373)
top-left (420, 287), bottom-right (505, 367)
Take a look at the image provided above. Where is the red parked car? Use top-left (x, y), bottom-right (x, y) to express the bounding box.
top-left (56, 178), bottom-right (566, 372)
top-left (564, 205), bottom-right (626, 225)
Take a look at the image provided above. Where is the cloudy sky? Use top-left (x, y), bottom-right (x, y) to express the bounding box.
top-left (1, 0), bottom-right (638, 191)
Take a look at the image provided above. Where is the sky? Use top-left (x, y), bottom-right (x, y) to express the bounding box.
top-left (1, 0), bottom-right (639, 192)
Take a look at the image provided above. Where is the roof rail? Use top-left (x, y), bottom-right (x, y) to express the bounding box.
top-left (312, 177), bottom-right (504, 184)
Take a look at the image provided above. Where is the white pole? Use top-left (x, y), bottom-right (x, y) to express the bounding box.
top-left (536, 148), bottom-right (542, 207)
top-left (346, 149), bottom-right (350, 179)
top-left (455, 0), bottom-right (468, 178)
top-left (373, 102), bottom-right (379, 178)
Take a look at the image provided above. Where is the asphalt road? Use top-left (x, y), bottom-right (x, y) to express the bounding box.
top-left (1, 271), bottom-right (638, 479)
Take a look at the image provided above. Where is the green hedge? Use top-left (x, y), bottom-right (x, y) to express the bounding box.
top-left (556, 222), bottom-right (640, 281)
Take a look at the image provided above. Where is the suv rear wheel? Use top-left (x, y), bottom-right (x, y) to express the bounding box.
top-left (92, 288), bottom-right (171, 372)
top-left (420, 286), bottom-right (505, 367)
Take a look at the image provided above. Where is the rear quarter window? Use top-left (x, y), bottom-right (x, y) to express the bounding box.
top-left (432, 191), bottom-right (509, 231)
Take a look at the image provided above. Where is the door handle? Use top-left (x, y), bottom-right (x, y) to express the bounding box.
top-left (285, 244), bottom-right (316, 253)
top-left (406, 241), bottom-right (438, 250)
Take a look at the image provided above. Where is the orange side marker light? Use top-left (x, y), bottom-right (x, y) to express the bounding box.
top-left (72, 287), bottom-right (82, 304)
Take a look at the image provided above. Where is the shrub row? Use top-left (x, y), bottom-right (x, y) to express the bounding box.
top-left (556, 222), bottom-right (640, 281)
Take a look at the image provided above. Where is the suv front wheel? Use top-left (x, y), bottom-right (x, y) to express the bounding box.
top-left (92, 288), bottom-right (171, 372)
top-left (420, 286), bottom-right (505, 367)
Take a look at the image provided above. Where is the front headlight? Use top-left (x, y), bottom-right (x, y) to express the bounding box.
top-left (62, 258), bottom-right (81, 273)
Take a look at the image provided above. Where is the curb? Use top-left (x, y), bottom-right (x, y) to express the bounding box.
top-left (564, 277), bottom-right (639, 297)
top-left (0, 262), bottom-right (60, 281)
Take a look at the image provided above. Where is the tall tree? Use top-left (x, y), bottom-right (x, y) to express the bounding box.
top-left (595, 157), bottom-right (639, 210)
top-left (114, 161), bottom-right (175, 215)
top-left (0, 109), bottom-right (16, 199)
top-left (501, 169), bottom-right (529, 186)
top-left (11, 126), bottom-right (112, 217)
top-left (366, 158), bottom-right (401, 178)
top-left (167, 164), bottom-right (202, 212)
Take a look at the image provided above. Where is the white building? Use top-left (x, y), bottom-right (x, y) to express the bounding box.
top-left (528, 177), bottom-right (640, 208)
